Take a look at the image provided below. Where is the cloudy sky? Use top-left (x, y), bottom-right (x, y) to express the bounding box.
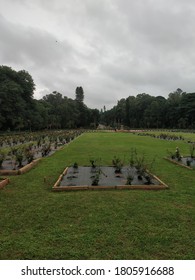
top-left (1, 0), bottom-right (195, 109)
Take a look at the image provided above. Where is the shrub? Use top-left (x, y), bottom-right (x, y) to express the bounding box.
top-left (112, 156), bottom-right (124, 173)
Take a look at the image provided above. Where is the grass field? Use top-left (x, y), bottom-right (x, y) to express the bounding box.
top-left (0, 131), bottom-right (195, 260)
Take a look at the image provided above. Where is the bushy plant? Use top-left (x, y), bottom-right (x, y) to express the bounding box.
top-left (90, 159), bottom-right (97, 168)
top-left (15, 148), bottom-right (24, 167)
top-left (73, 162), bottom-right (78, 169)
top-left (128, 148), bottom-right (155, 181)
top-left (41, 143), bottom-right (51, 157)
top-left (126, 173), bottom-right (134, 185)
top-left (91, 167), bottom-right (102, 186)
top-left (112, 156), bottom-right (124, 173)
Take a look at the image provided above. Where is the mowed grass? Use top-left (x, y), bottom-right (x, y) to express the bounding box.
top-left (0, 132), bottom-right (195, 260)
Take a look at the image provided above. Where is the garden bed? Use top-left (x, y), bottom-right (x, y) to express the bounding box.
top-left (0, 177), bottom-right (10, 189)
top-left (165, 157), bottom-right (195, 170)
top-left (0, 158), bottom-right (41, 175)
top-left (53, 166), bottom-right (168, 191)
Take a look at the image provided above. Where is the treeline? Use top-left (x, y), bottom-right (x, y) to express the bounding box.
top-left (0, 66), bottom-right (99, 131)
top-left (1, 65), bottom-right (195, 131)
top-left (101, 89), bottom-right (195, 129)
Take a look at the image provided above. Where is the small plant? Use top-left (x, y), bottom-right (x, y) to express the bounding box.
top-left (134, 153), bottom-right (146, 180)
top-left (186, 158), bottom-right (192, 167)
top-left (25, 144), bottom-right (35, 163)
top-left (144, 174), bottom-right (152, 185)
top-left (41, 143), bottom-right (51, 157)
top-left (15, 148), bottom-right (24, 167)
top-left (126, 172), bottom-right (134, 185)
top-left (89, 158), bottom-right (102, 171)
top-left (175, 147), bottom-right (181, 161)
top-left (73, 162), bottom-right (78, 169)
top-left (91, 168), bottom-right (101, 186)
top-left (25, 149), bottom-right (35, 164)
top-left (112, 156), bottom-right (124, 173)
top-left (90, 159), bottom-right (97, 168)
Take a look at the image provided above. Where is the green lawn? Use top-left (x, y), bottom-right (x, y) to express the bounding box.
top-left (0, 131), bottom-right (195, 259)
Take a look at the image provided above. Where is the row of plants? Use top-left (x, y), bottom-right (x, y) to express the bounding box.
top-left (0, 143), bottom-right (39, 169)
top-left (167, 143), bottom-right (195, 167)
top-left (0, 129), bottom-right (84, 148)
top-left (0, 130), bottom-right (85, 170)
top-left (70, 148), bottom-right (155, 186)
top-left (137, 132), bottom-right (185, 141)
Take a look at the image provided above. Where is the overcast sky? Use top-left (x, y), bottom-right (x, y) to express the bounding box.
top-left (1, 0), bottom-right (195, 109)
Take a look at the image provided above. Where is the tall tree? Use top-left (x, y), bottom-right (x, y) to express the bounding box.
top-left (75, 86), bottom-right (84, 103)
top-left (0, 65), bottom-right (35, 130)
top-left (75, 86), bottom-right (88, 127)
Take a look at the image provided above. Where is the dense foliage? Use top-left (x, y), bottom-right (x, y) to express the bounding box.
top-left (101, 89), bottom-right (195, 129)
top-left (0, 66), bottom-right (99, 131)
top-left (1, 65), bottom-right (195, 130)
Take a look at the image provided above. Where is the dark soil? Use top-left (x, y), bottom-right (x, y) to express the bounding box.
top-left (60, 166), bottom-right (160, 187)
top-left (172, 156), bottom-right (195, 168)
top-left (0, 148), bottom-right (56, 171)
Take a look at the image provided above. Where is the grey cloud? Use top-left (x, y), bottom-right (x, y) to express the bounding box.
top-left (0, 14), bottom-right (74, 68)
top-left (1, 0), bottom-right (195, 109)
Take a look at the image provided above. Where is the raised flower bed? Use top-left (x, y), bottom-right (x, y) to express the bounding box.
top-left (53, 165), bottom-right (168, 191)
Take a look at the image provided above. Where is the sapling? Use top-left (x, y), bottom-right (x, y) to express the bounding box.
top-left (186, 158), bottom-right (192, 167)
top-left (126, 171), bottom-right (134, 185)
top-left (73, 162), bottom-right (78, 169)
top-left (134, 153), bottom-right (146, 180)
top-left (91, 170), bottom-right (100, 186)
top-left (89, 157), bottom-right (101, 171)
top-left (90, 159), bottom-right (96, 169)
top-left (144, 174), bottom-right (152, 185)
top-left (112, 156), bottom-right (124, 173)
top-left (15, 148), bottom-right (24, 167)
top-left (175, 147), bottom-right (181, 161)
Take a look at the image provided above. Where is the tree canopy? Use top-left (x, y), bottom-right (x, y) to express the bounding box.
top-left (1, 65), bottom-right (195, 131)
